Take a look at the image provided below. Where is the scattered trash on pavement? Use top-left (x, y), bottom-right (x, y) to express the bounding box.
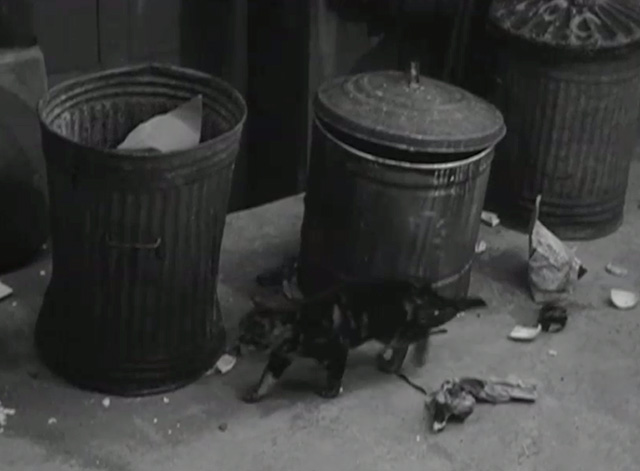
top-left (101, 397), bottom-right (111, 409)
top-left (508, 324), bottom-right (542, 342)
top-left (548, 350), bottom-right (558, 357)
top-left (509, 303), bottom-right (568, 342)
top-left (163, 397), bottom-right (170, 404)
top-left (610, 289), bottom-right (639, 310)
top-left (0, 281), bottom-right (13, 301)
top-left (425, 377), bottom-right (538, 432)
top-left (528, 195), bottom-right (587, 304)
top-left (47, 417), bottom-right (57, 425)
top-left (605, 263), bottom-right (628, 277)
top-left (538, 304), bottom-right (568, 332)
top-left (117, 95), bottom-right (203, 153)
top-left (475, 240), bottom-right (487, 254)
top-left (206, 352), bottom-right (239, 377)
top-left (481, 211), bottom-right (500, 227)
top-left (218, 423), bottom-right (228, 432)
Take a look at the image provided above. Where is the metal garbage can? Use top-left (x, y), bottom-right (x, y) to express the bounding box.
top-left (35, 64), bottom-right (247, 396)
top-left (487, 0), bottom-right (640, 240)
top-left (298, 63), bottom-right (505, 298)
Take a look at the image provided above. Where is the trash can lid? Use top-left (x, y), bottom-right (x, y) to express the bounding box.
top-left (490, 0), bottom-right (640, 52)
top-left (314, 63), bottom-right (506, 154)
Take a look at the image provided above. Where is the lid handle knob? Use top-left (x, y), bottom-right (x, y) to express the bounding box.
top-left (409, 61), bottom-right (420, 88)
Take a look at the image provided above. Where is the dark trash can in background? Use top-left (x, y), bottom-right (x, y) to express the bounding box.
top-left (35, 64), bottom-right (247, 396)
top-left (487, 0), bottom-right (640, 240)
top-left (298, 64), bottom-right (505, 298)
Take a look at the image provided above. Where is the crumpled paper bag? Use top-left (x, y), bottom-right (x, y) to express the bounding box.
top-left (117, 95), bottom-right (202, 152)
top-left (425, 376), bottom-right (538, 433)
top-left (528, 195), bottom-right (587, 304)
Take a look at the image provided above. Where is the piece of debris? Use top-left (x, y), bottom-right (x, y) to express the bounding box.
top-left (39, 270), bottom-right (46, 277)
top-left (117, 95), bottom-right (203, 153)
top-left (425, 377), bottom-right (537, 433)
top-left (11, 301), bottom-right (17, 308)
top-left (168, 429), bottom-right (172, 435)
top-left (102, 397), bottom-right (111, 408)
top-left (538, 304), bottom-right (568, 333)
top-left (528, 195), bottom-right (587, 304)
top-left (47, 417), bottom-right (57, 425)
top-left (548, 349), bottom-right (558, 357)
top-left (481, 211), bottom-right (500, 227)
top-left (508, 324), bottom-right (542, 342)
top-left (153, 418), bottom-right (158, 424)
top-left (0, 281), bottom-right (13, 301)
top-left (218, 423), bottom-right (228, 432)
top-left (214, 354), bottom-right (237, 375)
top-left (416, 435), bottom-right (421, 442)
top-left (163, 397), bottom-right (170, 404)
top-left (475, 240), bottom-right (487, 254)
top-left (0, 401), bottom-right (16, 433)
top-left (605, 263), bottom-right (628, 277)
top-left (610, 289), bottom-right (639, 310)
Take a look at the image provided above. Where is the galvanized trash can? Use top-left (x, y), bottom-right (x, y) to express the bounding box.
top-left (35, 64), bottom-right (247, 396)
top-left (487, 0), bottom-right (640, 240)
top-left (298, 64), bottom-right (505, 297)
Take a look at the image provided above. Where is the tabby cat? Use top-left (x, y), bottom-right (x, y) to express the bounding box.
top-left (239, 279), bottom-right (486, 403)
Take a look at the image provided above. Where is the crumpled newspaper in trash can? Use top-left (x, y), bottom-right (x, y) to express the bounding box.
top-left (528, 195), bottom-right (587, 304)
top-left (117, 95), bottom-right (203, 153)
top-left (425, 376), bottom-right (538, 432)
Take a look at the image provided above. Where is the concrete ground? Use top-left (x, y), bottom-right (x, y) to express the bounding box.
top-left (2, 165), bottom-right (640, 471)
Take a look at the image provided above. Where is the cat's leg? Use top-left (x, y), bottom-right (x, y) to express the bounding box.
top-left (376, 345), bottom-right (409, 374)
top-left (411, 335), bottom-right (430, 368)
top-left (242, 341), bottom-right (295, 403)
top-left (317, 341), bottom-right (349, 399)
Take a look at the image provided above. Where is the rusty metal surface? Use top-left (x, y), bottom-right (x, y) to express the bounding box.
top-left (35, 64), bottom-right (246, 396)
top-left (488, 37), bottom-right (640, 240)
top-left (298, 119), bottom-right (494, 299)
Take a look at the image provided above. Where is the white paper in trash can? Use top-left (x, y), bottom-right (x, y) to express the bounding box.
top-left (117, 95), bottom-right (203, 152)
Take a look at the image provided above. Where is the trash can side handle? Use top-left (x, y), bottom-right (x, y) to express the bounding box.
top-left (104, 234), bottom-right (165, 260)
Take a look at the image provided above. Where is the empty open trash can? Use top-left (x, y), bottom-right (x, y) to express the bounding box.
top-left (35, 64), bottom-right (247, 396)
top-left (298, 64), bottom-right (505, 298)
top-left (487, 0), bottom-right (640, 240)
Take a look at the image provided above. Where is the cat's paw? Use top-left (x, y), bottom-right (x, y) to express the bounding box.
top-left (241, 388), bottom-right (263, 404)
top-left (317, 384), bottom-right (343, 399)
top-left (376, 349), bottom-right (405, 374)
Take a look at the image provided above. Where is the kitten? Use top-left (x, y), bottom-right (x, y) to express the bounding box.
top-left (239, 279), bottom-right (486, 403)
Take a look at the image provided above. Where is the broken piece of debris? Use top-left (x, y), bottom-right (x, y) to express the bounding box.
top-left (481, 211), bottom-right (500, 227)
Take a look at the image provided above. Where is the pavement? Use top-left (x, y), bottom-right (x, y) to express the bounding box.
top-left (2, 163), bottom-right (640, 471)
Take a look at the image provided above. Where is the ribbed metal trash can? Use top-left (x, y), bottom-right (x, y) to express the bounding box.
top-left (298, 64), bottom-right (505, 298)
top-left (35, 64), bottom-right (247, 396)
top-left (487, 0), bottom-right (640, 240)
